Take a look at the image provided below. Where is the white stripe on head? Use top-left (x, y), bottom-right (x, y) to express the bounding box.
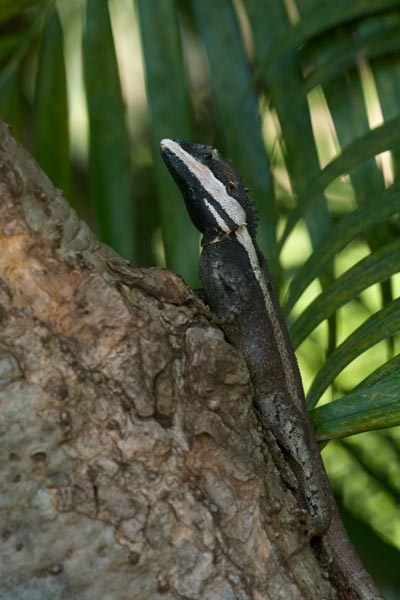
top-left (203, 198), bottom-right (230, 232)
top-left (161, 139), bottom-right (246, 229)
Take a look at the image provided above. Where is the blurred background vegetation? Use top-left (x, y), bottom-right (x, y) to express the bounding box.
top-left (0, 0), bottom-right (399, 596)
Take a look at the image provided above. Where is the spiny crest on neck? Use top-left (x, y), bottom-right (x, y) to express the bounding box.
top-left (160, 138), bottom-right (258, 238)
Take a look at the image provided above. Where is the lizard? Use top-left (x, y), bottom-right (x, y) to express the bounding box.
top-left (160, 137), bottom-right (383, 599)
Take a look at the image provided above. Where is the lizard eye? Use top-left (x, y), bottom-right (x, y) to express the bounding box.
top-left (203, 152), bottom-right (214, 161)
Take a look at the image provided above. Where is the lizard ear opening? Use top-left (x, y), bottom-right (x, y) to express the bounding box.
top-left (226, 181), bottom-right (236, 195)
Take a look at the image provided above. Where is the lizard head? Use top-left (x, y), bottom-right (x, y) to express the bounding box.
top-left (160, 139), bottom-right (257, 238)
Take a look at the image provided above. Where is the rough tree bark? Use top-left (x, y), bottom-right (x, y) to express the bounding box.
top-left (0, 119), bottom-right (340, 599)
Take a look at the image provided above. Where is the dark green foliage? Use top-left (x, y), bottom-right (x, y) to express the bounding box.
top-left (34, 9), bottom-right (70, 196)
top-left (137, 0), bottom-right (198, 280)
top-left (83, 0), bottom-right (134, 261)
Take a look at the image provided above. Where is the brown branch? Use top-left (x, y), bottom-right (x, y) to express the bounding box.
top-left (0, 120), bottom-right (337, 599)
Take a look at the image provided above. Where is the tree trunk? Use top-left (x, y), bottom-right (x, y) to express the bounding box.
top-left (0, 120), bottom-right (338, 599)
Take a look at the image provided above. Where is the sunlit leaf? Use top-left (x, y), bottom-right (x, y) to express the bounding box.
top-left (340, 435), bottom-right (400, 504)
top-left (354, 354), bottom-right (400, 390)
top-left (311, 378), bottom-right (400, 441)
top-left (283, 185), bottom-right (400, 315)
top-left (314, 22), bottom-right (394, 324)
top-left (279, 118), bottom-right (400, 249)
top-left (290, 239), bottom-right (400, 348)
top-left (307, 298), bottom-right (400, 408)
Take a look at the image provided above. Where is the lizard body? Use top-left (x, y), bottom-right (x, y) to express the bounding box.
top-left (160, 138), bottom-right (382, 599)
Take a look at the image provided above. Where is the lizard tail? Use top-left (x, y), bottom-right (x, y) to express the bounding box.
top-left (320, 504), bottom-right (383, 600)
